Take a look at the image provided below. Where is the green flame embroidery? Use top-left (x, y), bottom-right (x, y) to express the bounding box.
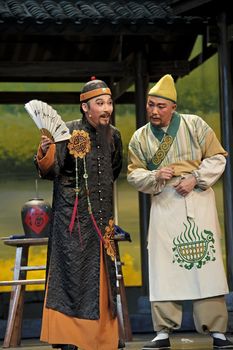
top-left (172, 218), bottom-right (216, 270)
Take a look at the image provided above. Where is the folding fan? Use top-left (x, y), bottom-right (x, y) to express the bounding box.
top-left (24, 99), bottom-right (71, 143)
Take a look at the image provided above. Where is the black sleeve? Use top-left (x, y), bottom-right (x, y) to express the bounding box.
top-left (112, 128), bottom-right (123, 181)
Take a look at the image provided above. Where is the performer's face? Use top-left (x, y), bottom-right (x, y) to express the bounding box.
top-left (146, 96), bottom-right (176, 127)
top-left (82, 95), bottom-right (113, 128)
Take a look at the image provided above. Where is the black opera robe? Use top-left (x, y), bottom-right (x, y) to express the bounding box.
top-left (37, 117), bottom-right (123, 320)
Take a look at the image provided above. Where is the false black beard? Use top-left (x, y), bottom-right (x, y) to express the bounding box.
top-left (97, 123), bottom-right (114, 153)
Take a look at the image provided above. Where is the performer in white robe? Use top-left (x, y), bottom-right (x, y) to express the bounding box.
top-left (127, 74), bottom-right (233, 350)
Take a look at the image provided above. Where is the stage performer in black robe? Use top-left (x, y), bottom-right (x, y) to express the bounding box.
top-left (36, 79), bottom-right (123, 350)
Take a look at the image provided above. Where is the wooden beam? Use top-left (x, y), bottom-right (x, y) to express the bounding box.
top-left (0, 61), bottom-right (129, 82)
top-left (0, 279), bottom-right (45, 286)
top-left (189, 44), bottom-right (217, 71)
top-left (112, 77), bottom-right (134, 100)
top-left (112, 53), bottom-right (135, 99)
top-left (116, 92), bottom-right (135, 104)
top-left (0, 91), bottom-right (135, 104)
top-left (171, 0), bottom-right (212, 15)
top-left (0, 22), bottom-right (205, 37)
top-left (150, 48), bottom-right (217, 79)
top-left (149, 60), bottom-right (190, 78)
top-left (0, 60), bottom-right (195, 82)
top-left (228, 24), bottom-right (233, 42)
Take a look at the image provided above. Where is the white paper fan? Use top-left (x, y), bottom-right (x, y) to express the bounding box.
top-left (24, 99), bottom-right (71, 143)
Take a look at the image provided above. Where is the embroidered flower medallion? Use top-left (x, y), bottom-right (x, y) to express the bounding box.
top-left (67, 129), bottom-right (91, 158)
top-left (104, 219), bottom-right (116, 261)
top-left (172, 218), bottom-right (216, 270)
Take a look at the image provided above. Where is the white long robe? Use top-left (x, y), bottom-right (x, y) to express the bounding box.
top-left (127, 113), bottom-right (229, 301)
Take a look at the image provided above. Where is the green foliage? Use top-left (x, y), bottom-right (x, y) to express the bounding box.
top-left (0, 104), bottom-right (81, 174)
top-left (176, 53), bottom-right (221, 140)
top-left (177, 55), bottom-right (219, 114)
top-left (0, 106), bottom-right (37, 174)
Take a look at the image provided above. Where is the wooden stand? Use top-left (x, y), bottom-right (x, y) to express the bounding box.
top-left (0, 238), bottom-right (47, 348)
top-left (0, 236), bottom-right (132, 347)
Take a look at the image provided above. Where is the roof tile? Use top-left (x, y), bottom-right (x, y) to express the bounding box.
top-left (0, 0), bottom-right (204, 26)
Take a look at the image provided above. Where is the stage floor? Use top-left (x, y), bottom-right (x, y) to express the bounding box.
top-left (1, 333), bottom-right (233, 350)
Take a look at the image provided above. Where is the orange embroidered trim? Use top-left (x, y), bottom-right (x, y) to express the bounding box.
top-left (104, 219), bottom-right (116, 261)
top-left (80, 87), bottom-right (111, 102)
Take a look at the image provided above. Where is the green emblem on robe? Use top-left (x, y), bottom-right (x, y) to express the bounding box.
top-left (172, 218), bottom-right (216, 270)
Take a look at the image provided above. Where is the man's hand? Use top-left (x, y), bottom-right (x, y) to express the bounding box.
top-left (40, 135), bottom-right (53, 155)
top-left (174, 176), bottom-right (197, 197)
top-left (156, 167), bottom-right (174, 180)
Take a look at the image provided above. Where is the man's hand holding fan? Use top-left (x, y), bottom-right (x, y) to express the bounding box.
top-left (25, 99), bottom-right (71, 143)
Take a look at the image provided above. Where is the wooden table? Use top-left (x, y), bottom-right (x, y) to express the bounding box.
top-left (0, 238), bottom-right (48, 348)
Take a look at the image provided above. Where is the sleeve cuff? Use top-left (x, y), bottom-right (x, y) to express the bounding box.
top-left (37, 144), bottom-right (55, 174)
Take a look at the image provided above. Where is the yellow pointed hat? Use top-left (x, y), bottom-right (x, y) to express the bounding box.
top-left (148, 74), bottom-right (177, 103)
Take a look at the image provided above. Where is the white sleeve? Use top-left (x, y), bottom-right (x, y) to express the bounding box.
top-left (127, 168), bottom-right (166, 194)
top-left (192, 154), bottom-right (226, 189)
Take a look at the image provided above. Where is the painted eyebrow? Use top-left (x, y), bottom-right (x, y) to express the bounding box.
top-left (95, 97), bottom-right (112, 102)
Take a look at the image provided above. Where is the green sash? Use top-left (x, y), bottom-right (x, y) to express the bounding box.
top-left (147, 112), bottom-right (180, 170)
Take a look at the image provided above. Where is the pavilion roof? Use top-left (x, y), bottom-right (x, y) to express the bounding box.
top-left (0, 0), bottom-right (205, 31)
